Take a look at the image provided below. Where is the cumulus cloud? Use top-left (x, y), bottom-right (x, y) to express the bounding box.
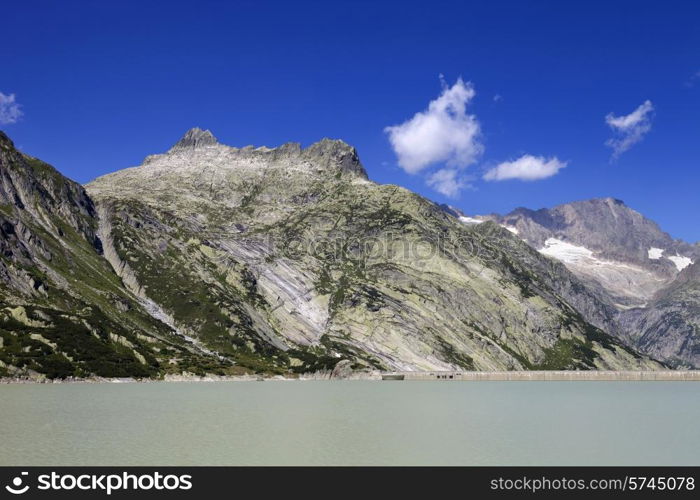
top-left (605, 100), bottom-right (654, 160)
top-left (483, 154), bottom-right (567, 181)
top-left (426, 168), bottom-right (472, 198)
top-left (384, 78), bottom-right (483, 176)
top-left (0, 92), bottom-right (22, 125)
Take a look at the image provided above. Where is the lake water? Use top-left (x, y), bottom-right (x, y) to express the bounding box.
top-left (1, 381), bottom-right (698, 466)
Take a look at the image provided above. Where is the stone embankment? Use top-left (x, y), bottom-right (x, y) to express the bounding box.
top-left (3, 370), bottom-right (699, 384)
top-left (392, 370), bottom-right (700, 381)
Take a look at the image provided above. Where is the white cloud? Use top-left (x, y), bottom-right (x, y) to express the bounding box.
top-left (605, 100), bottom-right (654, 159)
top-left (0, 92), bottom-right (22, 125)
top-left (384, 78), bottom-right (483, 175)
top-left (426, 168), bottom-right (472, 198)
top-left (483, 154), bottom-right (566, 181)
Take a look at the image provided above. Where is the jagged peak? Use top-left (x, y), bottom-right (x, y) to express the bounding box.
top-left (275, 142), bottom-right (302, 154)
top-left (170, 128), bottom-right (218, 150)
top-left (156, 130), bottom-right (367, 179)
top-left (556, 197), bottom-right (627, 209)
top-left (302, 138), bottom-right (367, 179)
top-left (605, 197), bottom-right (625, 205)
top-left (304, 137), bottom-right (353, 154)
top-left (578, 197), bottom-right (626, 207)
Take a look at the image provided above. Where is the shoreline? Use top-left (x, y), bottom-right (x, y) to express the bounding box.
top-left (2, 370), bottom-right (699, 384)
top-left (397, 370), bottom-right (700, 381)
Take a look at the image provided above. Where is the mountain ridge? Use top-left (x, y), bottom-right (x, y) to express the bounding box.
top-left (84, 129), bottom-right (663, 372)
top-left (0, 128), bottom-right (674, 377)
top-left (449, 197), bottom-right (700, 367)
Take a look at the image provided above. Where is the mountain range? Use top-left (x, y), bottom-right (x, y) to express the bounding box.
top-left (1, 127), bottom-right (697, 379)
top-left (449, 198), bottom-right (699, 367)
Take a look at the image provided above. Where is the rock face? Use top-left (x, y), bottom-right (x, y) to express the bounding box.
top-left (0, 131), bottom-right (228, 380)
top-left (170, 127), bottom-right (219, 150)
top-left (81, 128), bottom-right (661, 374)
top-left (619, 262), bottom-right (700, 367)
top-left (453, 198), bottom-right (700, 367)
top-left (473, 198), bottom-right (696, 308)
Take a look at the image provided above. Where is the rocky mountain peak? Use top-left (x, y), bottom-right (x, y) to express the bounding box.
top-left (158, 130), bottom-right (368, 179)
top-left (305, 137), bottom-right (353, 155)
top-left (454, 196), bottom-right (697, 309)
top-left (170, 127), bottom-right (218, 150)
top-left (593, 197), bottom-right (625, 206)
top-left (569, 197), bottom-right (628, 215)
top-left (303, 138), bottom-right (367, 179)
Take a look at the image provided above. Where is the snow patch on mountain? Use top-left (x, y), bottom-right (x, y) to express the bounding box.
top-left (668, 255), bottom-right (693, 271)
top-left (538, 238), bottom-right (667, 307)
top-left (648, 247), bottom-right (664, 260)
top-left (539, 238), bottom-right (594, 263)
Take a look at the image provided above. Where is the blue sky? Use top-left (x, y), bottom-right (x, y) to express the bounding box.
top-left (2, 0), bottom-right (699, 241)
